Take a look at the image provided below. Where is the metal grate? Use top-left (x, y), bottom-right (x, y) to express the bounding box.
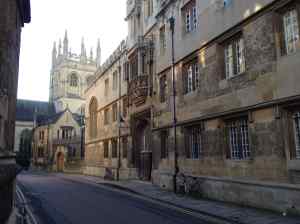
top-left (186, 125), bottom-right (203, 159)
top-left (294, 112), bottom-right (300, 159)
top-left (228, 118), bottom-right (250, 160)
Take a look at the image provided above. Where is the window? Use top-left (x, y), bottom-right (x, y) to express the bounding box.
top-left (104, 141), bottom-right (109, 158)
top-left (159, 74), bottom-right (167, 102)
top-left (293, 112), bottom-right (300, 159)
top-left (129, 53), bottom-right (138, 80)
top-left (112, 139), bottom-right (118, 158)
top-left (104, 79), bottom-right (109, 96)
top-left (123, 98), bottom-right (128, 117)
top-left (70, 73), bottom-right (78, 87)
top-left (160, 130), bottom-right (168, 159)
top-left (112, 103), bottom-right (118, 122)
top-left (185, 125), bottom-right (204, 159)
top-left (159, 26), bottom-right (166, 55)
top-left (183, 1), bottom-right (197, 33)
top-left (123, 62), bottom-right (129, 81)
top-left (57, 130), bottom-right (60, 139)
top-left (183, 60), bottom-right (200, 94)
top-left (122, 137), bottom-right (128, 159)
top-left (224, 36), bottom-right (245, 78)
top-left (145, 0), bottom-right (153, 18)
top-left (89, 98), bottom-right (98, 139)
top-left (226, 118), bottom-right (250, 160)
top-left (283, 9), bottom-right (299, 54)
top-left (104, 108), bottom-right (110, 125)
top-left (113, 71), bottom-right (118, 90)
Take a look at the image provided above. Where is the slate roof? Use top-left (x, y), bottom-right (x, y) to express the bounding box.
top-left (16, 99), bottom-right (55, 122)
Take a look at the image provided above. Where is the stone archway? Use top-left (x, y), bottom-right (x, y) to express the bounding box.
top-left (57, 152), bottom-right (64, 172)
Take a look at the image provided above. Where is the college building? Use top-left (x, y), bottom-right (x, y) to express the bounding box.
top-left (84, 0), bottom-right (300, 213)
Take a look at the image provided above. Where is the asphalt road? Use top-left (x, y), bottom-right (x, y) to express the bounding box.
top-left (17, 172), bottom-right (207, 224)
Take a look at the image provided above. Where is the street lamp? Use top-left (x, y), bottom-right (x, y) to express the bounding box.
top-left (168, 16), bottom-right (179, 193)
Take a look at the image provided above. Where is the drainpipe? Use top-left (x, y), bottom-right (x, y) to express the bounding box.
top-left (116, 63), bottom-right (122, 181)
top-left (169, 16), bottom-right (179, 193)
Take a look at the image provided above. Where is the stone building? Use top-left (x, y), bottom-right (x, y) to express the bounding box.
top-left (32, 108), bottom-right (84, 172)
top-left (85, 0), bottom-right (300, 213)
top-left (49, 31), bottom-right (99, 114)
top-left (14, 99), bottom-right (53, 168)
top-left (0, 0), bottom-right (31, 223)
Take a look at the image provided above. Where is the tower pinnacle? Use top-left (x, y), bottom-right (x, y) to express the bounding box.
top-left (63, 30), bottom-right (69, 57)
top-left (52, 41), bottom-right (57, 68)
top-left (80, 37), bottom-right (87, 63)
top-left (96, 38), bottom-right (101, 68)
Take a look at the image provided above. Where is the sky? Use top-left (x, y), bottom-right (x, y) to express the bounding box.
top-left (18, 0), bottom-right (128, 102)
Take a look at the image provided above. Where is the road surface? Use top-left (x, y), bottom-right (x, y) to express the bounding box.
top-left (17, 172), bottom-right (208, 224)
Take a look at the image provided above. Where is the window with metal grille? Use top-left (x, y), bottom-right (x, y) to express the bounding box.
top-left (184, 61), bottom-right (200, 94)
top-left (283, 9), bottom-right (299, 54)
top-left (159, 74), bottom-right (167, 102)
top-left (227, 118), bottom-right (250, 160)
top-left (293, 112), bottom-right (300, 159)
top-left (122, 137), bottom-right (128, 159)
top-left (160, 130), bottom-right (169, 159)
top-left (224, 36), bottom-right (245, 78)
top-left (185, 125), bottom-right (203, 159)
top-left (183, 1), bottom-right (197, 33)
top-left (104, 141), bottom-right (109, 158)
top-left (111, 139), bottom-right (118, 158)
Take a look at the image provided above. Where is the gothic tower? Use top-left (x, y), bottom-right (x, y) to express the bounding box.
top-left (49, 31), bottom-right (99, 114)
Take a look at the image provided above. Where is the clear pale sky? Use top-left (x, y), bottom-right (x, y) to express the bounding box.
top-left (18, 0), bottom-right (128, 102)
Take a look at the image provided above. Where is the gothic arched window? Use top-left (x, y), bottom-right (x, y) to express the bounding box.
top-left (89, 97), bottom-right (98, 139)
top-left (70, 73), bottom-right (78, 87)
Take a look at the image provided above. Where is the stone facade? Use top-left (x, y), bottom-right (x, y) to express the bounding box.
top-left (0, 0), bottom-right (31, 223)
top-left (32, 109), bottom-right (84, 172)
top-left (49, 32), bottom-right (99, 114)
top-left (85, 0), bottom-right (300, 213)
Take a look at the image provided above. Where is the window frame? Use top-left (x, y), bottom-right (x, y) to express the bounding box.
top-left (103, 141), bottom-right (109, 158)
top-left (160, 130), bottom-right (169, 159)
top-left (112, 71), bottom-right (118, 90)
top-left (183, 59), bottom-right (200, 95)
top-left (182, 0), bottom-right (197, 34)
top-left (111, 139), bottom-right (118, 158)
top-left (104, 108), bottom-right (110, 125)
top-left (184, 124), bottom-right (204, 160)
top-left (226, 117), bottom-right (251, 160)
top-left (112, 103), bottom-right (118, 123)
top-left (122, 137), bottom-right (128, 159)
top-left (224, 36), bottom-right (246, 79)
top-left (159, 74), bottom-right (167, 103)
top-left (283, 8), bottom-right (300, 55)
top-left (159, 25), bottom-right (167, 55)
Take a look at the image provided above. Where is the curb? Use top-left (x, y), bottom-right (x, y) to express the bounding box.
top-left (97, 182), bottom-right (244, 224)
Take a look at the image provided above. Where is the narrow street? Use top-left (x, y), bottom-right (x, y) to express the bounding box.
top-left (17, 172), bottom-right (207, 224)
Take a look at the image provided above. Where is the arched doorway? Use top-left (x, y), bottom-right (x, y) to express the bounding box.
top-left (57, 152), bottom-right (64, 172)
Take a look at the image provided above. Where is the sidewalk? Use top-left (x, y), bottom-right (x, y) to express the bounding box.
top-left (61, 174), bottom-right (300, 224)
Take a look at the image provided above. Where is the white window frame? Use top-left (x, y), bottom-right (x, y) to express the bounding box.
top-left (186, 63), bottom-right (200, 94)
top-left (225, 37), bottom-right (245, 79)
top-left (227, 118), bottom-right (250, 160)
top-left (283, 9), bottom-right (299, 55)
